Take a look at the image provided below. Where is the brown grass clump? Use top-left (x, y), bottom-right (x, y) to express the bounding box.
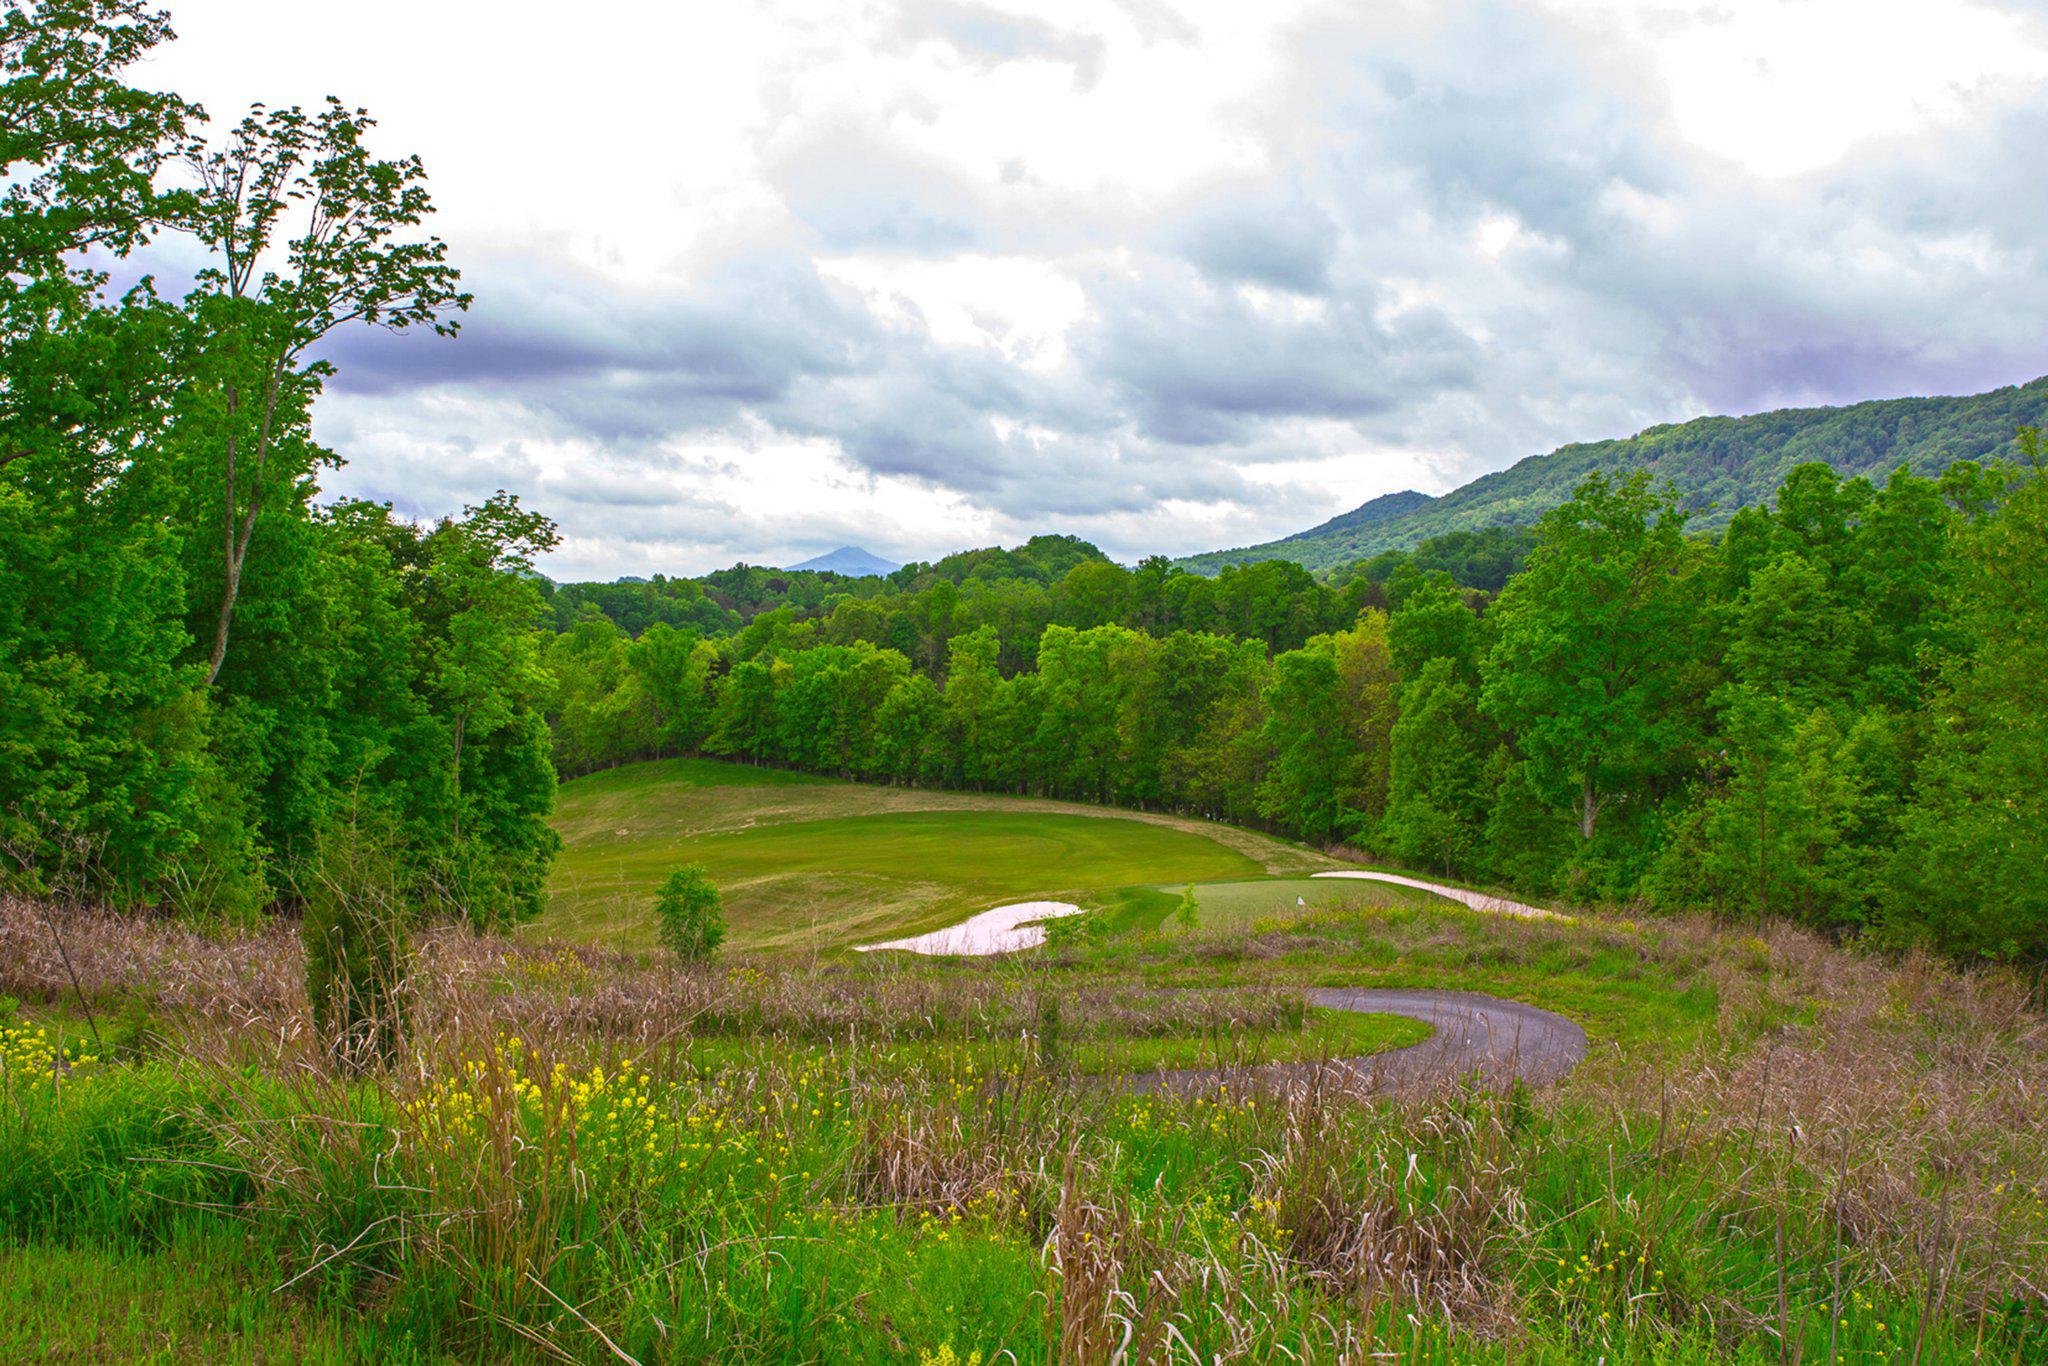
top-left (1590, 922), bottom-right (2048, 1328)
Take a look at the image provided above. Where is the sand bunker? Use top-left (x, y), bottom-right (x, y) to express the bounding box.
top-left (855, 900), bottom-right (1084, 956)
top-left (1312, 869), bottom-right (1552, 920)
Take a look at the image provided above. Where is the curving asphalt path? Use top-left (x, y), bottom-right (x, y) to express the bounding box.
top-left (1130, 987), bottom-right (1586, 1094)
top-left (860, 872), bottom-right (1585, 1092)
top-left (1134, 874), bottom-right (1580, 1091)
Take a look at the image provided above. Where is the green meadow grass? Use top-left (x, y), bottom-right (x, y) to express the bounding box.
top-left (540, 758), bottom-right (1330, 949)
top-left (0, 1226), bottom-right (376, 1364)
top-left (672, 1004), bottom-right (1432, 1076)
top-left (2, 1011), bottom-right (2015, 1365)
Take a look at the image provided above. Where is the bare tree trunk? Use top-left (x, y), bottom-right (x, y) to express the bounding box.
top-left (450, 711), bottom-right (466, 841)
top-left (205, 382), bottom-right (241, 683)
top-left (1577, 774), bottom-right (1602, 840)
top-left (1756, 755), bottom-right (1771, 933)
top-left (203, 358), bottom-right (288, 686)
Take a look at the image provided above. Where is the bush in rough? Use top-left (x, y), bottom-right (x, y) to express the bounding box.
top-left (654, 865), bottom-right (725, 963)
top-left (301, 812), bottom-right (412, 1069)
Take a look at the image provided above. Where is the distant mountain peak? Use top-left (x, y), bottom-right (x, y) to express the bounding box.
top-left (786, 545), bottom-right (901, 577)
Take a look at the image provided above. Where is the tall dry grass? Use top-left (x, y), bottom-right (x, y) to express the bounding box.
top-left (4, 893), bottom-right (2044, 1360)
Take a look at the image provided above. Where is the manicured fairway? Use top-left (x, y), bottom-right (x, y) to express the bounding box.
top-left (538, 758), bottom-right (1333, 949)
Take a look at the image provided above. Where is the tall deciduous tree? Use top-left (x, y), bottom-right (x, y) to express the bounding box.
top-left (172, 97), bottom-right (469, 684)
top-left (0, 1), bottom-right (210, 900)
top-left (1380, 659), bottom-right (1487, 874)
top-left (3, 3), bottom-right (557, 923)
top-left (424, 495), bottom-right (557, 836)
top-left (1481, 473), bottom-right (1702, 842)
top-left (1886, 437), bottom-right (2048, 958)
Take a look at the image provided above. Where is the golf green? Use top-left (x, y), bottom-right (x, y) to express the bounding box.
top-left (1176, 876), bottom-right (1450, 929)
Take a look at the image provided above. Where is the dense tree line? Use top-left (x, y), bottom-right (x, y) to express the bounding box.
top-left (1, 1), bottom-right (557, 923)
top-left (551, 533), bottom-right (1399, 677)
top-left (548, 456), bottom-right (2048, 959)
top-left (540, 575), bottom-right (738, 638)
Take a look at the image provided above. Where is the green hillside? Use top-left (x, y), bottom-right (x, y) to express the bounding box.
top-left (1182, 375), bottom-right (2048, 573)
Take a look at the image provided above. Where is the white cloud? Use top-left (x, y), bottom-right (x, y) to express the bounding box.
top-left (140, 0), bottom-right (2048, 575)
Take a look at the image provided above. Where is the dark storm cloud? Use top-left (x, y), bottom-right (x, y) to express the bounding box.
top-left (322, 253), bottom-right (874, 416)
top-left (1174, 190), bottom-right (1338, 294)
top-left (1080, 264), bottom-right (1482, 445)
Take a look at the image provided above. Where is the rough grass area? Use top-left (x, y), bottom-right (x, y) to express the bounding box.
top-left (5, 893), bottom-right (2045, 1363)
top-left (540, 757), bottom-right (1336, 949)
top-left (674, 1004), bottom-right (1432, 1077)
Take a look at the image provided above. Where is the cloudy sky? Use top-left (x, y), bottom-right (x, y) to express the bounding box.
top-left (143, 0), bottom-right (2048, 579)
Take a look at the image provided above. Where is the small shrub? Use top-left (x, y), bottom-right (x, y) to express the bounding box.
top-left (1173, 885), bottom-right (1200, 933)
top-left (301, 812), bottom-right (412, 1069)
top-left (654, 865), bottom-right (725, 963)
top-left (1034, 990), bottom-right (1063, 1069)
top-left (1041, 909), bottom-right (1101, 951)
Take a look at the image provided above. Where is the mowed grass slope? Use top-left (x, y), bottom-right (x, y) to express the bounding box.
top-left (539, 758), bottom-right (1340, 949)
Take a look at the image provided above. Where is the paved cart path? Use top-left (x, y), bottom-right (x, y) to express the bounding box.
top-left (1130, 987), bottom-right (1586, 1093)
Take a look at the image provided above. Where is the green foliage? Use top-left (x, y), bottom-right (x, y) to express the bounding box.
top-left (1386, 573), bottom-right (1481, 681)
top-left (1378, 660), bottom-right (1487, 872)
top-left (653, 864), bottom-right (725, 962)
top-left (544, 573), bottom-right (735, 636)
top-left (1336, 525), bottom-right (1537, 596)
top-left (1255, 642), bottom-right (1355, 844)
top-left (1883, 437), bottom-right (2048, 958)
top-left (1482, 473), bottom-right (1704, 845)
top-left (555, 528), bottom-right (1364, 672)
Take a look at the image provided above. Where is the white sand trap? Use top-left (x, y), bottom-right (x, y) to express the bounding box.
top-left (1313, 870), bottom-right (1553, 920)
top-left (855, 900), bottom-right (1083, 956)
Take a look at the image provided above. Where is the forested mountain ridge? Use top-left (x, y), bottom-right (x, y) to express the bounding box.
top-left (1181, 375), bottom-right (2048, 572)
